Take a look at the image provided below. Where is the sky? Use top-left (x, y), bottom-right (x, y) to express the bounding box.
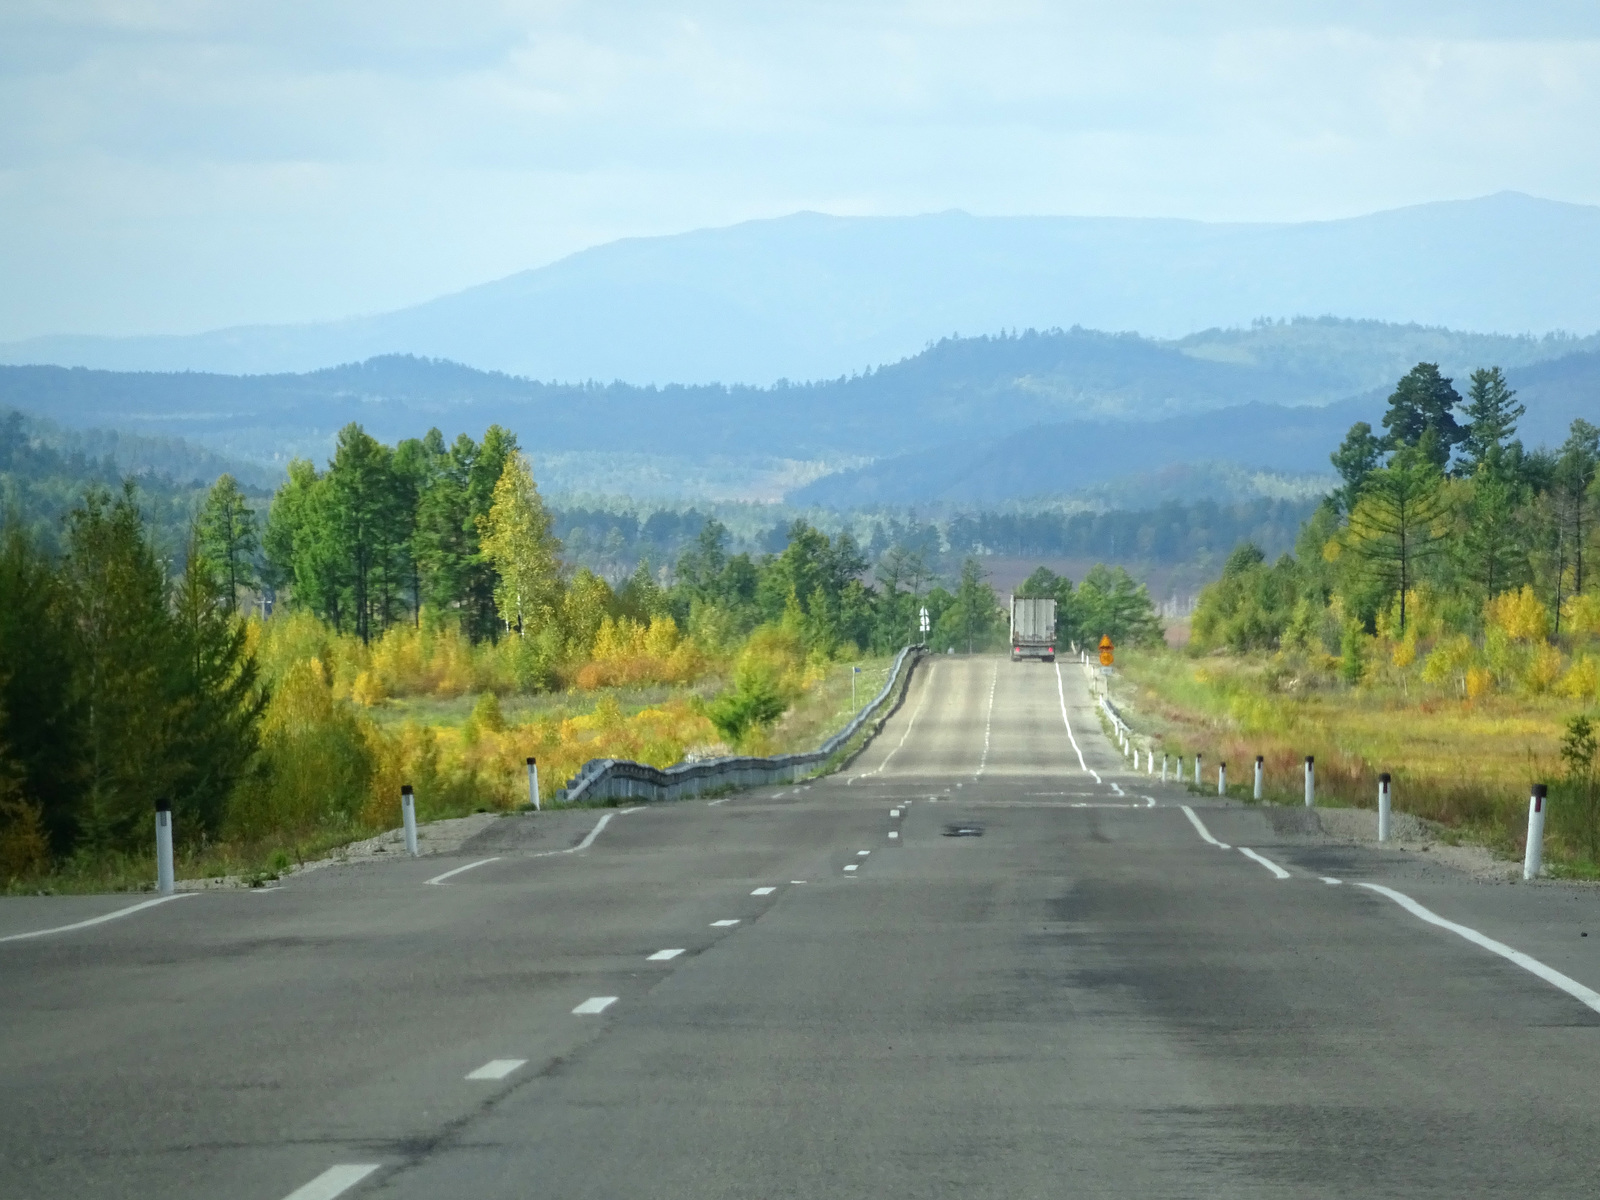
top-left (2, 1), bottom-right (1598, 342)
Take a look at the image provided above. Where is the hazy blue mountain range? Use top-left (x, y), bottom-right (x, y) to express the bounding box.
top-left (3, 193), bottom-right (1598, 384)
top-left (790, 350), bottom-right (1600, 508)
top-left (3, 320), bottom-right (1593, 472)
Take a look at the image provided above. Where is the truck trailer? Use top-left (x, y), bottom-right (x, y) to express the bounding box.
top-left (1010, 596), bottom-right (1057, 662)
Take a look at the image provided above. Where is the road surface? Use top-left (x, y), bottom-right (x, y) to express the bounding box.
top-left (3, 656), bottom-right (1598, 1198)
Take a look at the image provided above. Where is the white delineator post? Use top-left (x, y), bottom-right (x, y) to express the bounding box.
top-left (526, 757), bottom-right (541, 812)
top-left (401, 784), bottom-right (419, 856)
top-left (155, 799), bottom-right (175, 896)
top-left (1304, 756), bottom-right (1315, 808)
top-left (1378, 772), bottom-right (1392, 843)
top-left (1147, 750), bottom-right (1153, 777)
top-left (1174, 756), bottom-right (1183, 784)
top-left (1218, 762), bottom-right (1227, 796)
top-left (1253, 756), bottom-right (1264, 802)
top-left (1523, 784), bottom-right (1548, 881)
top-left (1161, 754), bottom-right (1168, 783)
top-left (1194, 753), bottom-right (1202, 786)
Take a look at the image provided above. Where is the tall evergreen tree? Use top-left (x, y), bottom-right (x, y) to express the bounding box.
top-left (1342, 441), bottom-right (1448, 633)
top-left (1382, 363), bottom-right (1465, 472)
top-left (1330, 422), bottom-right (1384, 516)
top-left (197, 474), bottom-right (258, 614)
top-left (1457, 366), bottom-right (1524, 475)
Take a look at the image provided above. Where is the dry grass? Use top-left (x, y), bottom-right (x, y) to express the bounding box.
top-left (1114, 649), bottom-right (1595, 867)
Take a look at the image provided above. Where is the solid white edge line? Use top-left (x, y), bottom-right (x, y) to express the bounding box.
top-left (1180, 805), bottom-right (1222, 846)
top-left (572, 996), bottom-right (618, 1014)
top-left (1237, 846), bottom-right (1292, 879)
top-left (0, 893), bottom-right (195, 944)
top-left (1357, 882), bottom-right (1600, 1016)
top-left (1053, 662), bottom-right (1100, 782)
top-left (281, 1163), bottom-right (381, 1200)
top-left (425, 857), bottom-right (501, 886)
top-left (465, 1058), bottom-right (527, 1081)
top-left (854, 660), bottom-right (934, 782)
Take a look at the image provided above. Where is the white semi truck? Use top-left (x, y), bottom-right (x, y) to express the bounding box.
top-left (1009, 596), bottom-right (1057, 662)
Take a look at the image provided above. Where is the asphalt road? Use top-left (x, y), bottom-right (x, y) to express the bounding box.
top-left (4, 656), bottom-right (1599, 1198)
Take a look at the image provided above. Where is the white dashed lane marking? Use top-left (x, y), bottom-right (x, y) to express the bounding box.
top-left (711, 919), bottom-right (740, 927)
top-left (1237, 847), bottom-right (1291, 880)
top-left (751, 887), bottom-right (776, 895)
top-left (466, 1059), bottom-right (526, 1081)
top-left (843, 864), bottom-right (858, 872)
top-left (856, 850), bottom-right (870, 856)
top-left (647, 948), bottom-right (684, 961)
top-left (281, 1164), bottom-right (381, 1200)
top-left (572, 996), bottom-right (618, 1015)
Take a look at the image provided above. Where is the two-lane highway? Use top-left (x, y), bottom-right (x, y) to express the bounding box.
top-left (4, 656), bottom-right (1598, 1198)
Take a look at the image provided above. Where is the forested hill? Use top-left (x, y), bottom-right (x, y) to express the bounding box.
top-left (2, 319), bottom-right (1594, 471)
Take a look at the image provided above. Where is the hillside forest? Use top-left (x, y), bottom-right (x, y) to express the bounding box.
top-left (0, 420), bottom-right (1164, 887)
top-left (1161, 361), bottom-right (1600, 870)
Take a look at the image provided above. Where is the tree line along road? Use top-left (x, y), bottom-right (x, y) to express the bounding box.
top-left (2, 655), bottom-right (1598, 1199)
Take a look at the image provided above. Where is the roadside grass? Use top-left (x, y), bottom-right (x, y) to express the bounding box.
top-left (7, 658), bottom-right (899, 896)
top-left (751, 655), bottom-right (895, 758)
top-left (1112, 649), bottom-right (1597, 868)
top-left (366, 680), bottom-right (724, 731)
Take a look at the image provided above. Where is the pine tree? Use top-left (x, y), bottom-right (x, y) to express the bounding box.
top-left (64, 484), bottom-right (182, 849)
top-left (197, 474), bottom-right (258, 614)
top-left (1343, 442), bottom-right (1448, 634)
top-left (1458, 366), bottom-right (1524, 475)
top-left (1382, 363), bottom-right (1465, 472)
top-left (1330, 422), bottom-right (1383, 515)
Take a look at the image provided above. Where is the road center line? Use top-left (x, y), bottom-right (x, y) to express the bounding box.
top-left (281, 1164), bottom-right (381, 1200)
top-left (977, 660), bottom-right (997, 776)
top-left (1053, 662), bottom-right (1100, 783)
top-left (1237, 847), bottom-right (1291, 879)
top-left (1357, 882), bottom-right (1600, 1016)
top-left (0, 893), bottom-right (195, 944)
top-left (425, 857), bottom-right (501, 886)
top-left (466, 1059), bottom-right (526, 1080)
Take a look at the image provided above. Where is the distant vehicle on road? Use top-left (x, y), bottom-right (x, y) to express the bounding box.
top-left (1010, 596), bottom-right (1056, 662)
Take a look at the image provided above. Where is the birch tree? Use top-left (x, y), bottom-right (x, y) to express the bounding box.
top-left (477, 453), bottom-right (562, 638)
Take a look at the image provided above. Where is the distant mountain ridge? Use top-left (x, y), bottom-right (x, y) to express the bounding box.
top-left (5, 320), bottom-right (1593, 473)
top-left (790, 350), bottom-right (1600, 508)
top-left (4, 192), bottom-right (1599, 383)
